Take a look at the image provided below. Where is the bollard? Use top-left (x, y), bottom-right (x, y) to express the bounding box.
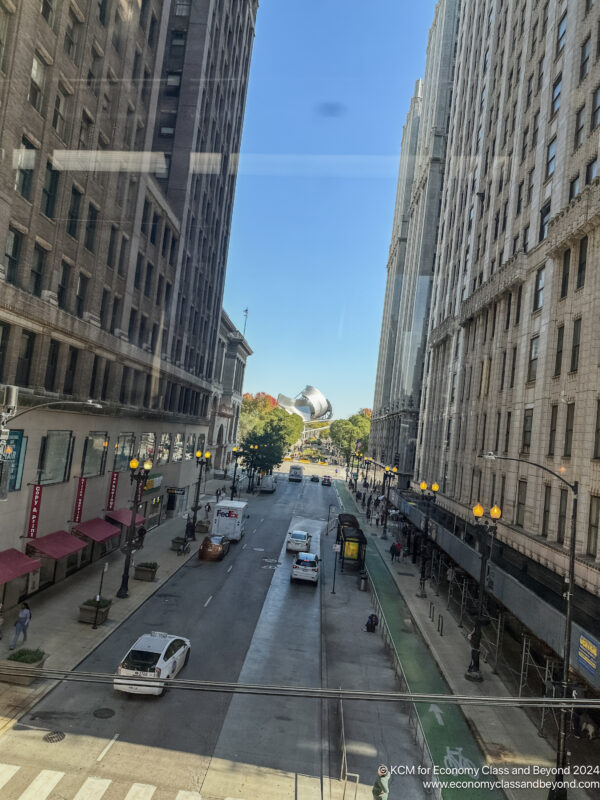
top-left (437, 614), bottom-right (444, 636)
top-left (429, 601), bottom-right (435, 620)
top-left (359, 571), bottom-right (368, 591)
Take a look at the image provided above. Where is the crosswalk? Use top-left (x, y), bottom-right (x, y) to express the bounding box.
top-left (0, 763), bottom-right (207, 800)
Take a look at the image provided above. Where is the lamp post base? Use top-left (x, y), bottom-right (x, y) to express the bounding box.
top-left (381, 531), bottom-right (388, 540)
top-left (116, 586), bottom-right (129, 599)
top-left (416, 586), bottom-right (427, 598)
top-left (464, 670), bottom-right (483, 682)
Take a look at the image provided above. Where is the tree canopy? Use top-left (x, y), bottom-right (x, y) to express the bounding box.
top-left (329, 410), bottom-right (371, 462)
top-left (238, 393), bottom-right (303, 472)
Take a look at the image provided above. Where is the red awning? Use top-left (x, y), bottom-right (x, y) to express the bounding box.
top-left (105, 508), bottom-right (146, 527)
top-left (0, 548), bottom-right (41, 585)
top-left (75, 518), bottom-right (121, 543)
top-left (28, 530), bottom-right (86, 560)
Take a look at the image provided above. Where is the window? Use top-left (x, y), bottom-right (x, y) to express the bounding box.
top-left (41, 161), bottom-right (59, 218)
top-left (516, 479), bottom-right (527, 527)
top-left (41, 0), bottom-right (54, 25)
top-left (57, 261), bottom-right (71, 310)
top-left (527, 168), bottom-right (535, 204)
top-left (118, 236), bottom-right (128, 276)
top-left (148, 14), bottom-right (157, 47)
top-left (100, 289), bottom-right (110, 329)
top-left (560, 250), bottom-right (570, 298)
top-left (52, 84), bottom-right (70, 139)
top-left (510, 346), bottom-right (517, 388)
top-left (107, 227), bottom-right (118, 269)
top-left (113, 433), bottom-right (136, 471)
top-left (29, 245), bottom-right (45, 297)
top-left (67, 185), bottom-right (82, 238)
top-left (84, 204), bottom-right (99, 252)
top-left (110, 296), bottom-right (120, 334)
top-left (170, 30), bottom-right (186, 57)
top-left (570, 318), bottom-right (581, 372)
top-left (29, 53), bottom-right (46, 112)
top-left (150, 213), bottom-right (160, 244)
top-left (533, 266), bottom-right (545, 310)
top-left (593, 87), bottom-right (600, 129)
top-left (82, 432), bottom-right (108, 478)
top-left (112, 9), bottom-right (123, 52)
top-left (574, 107), bottom-right (585, 149)
top-left (128, 308), bottom-right (137, 341)
top-left (38, 430), bottom-right (74, 485)
top-left (157, 432), bottom-right (172, 464)
top-left (505, 293), bottom-right (512, 329)
top-left (45, 339), bottom-right (59, 391)
top-left (159, 111), bottom-right (177, 137)
top-left (523, 225), bottom-right (530, 253)
top-left (551, 75), bottom-right (562, 115)
top-left (569, 175), bottom-right (580, 200)
top-left (516, 181), bottom-right (523, 215)
top-left (4, 228), bottom-right (22, 285)
top-left (522, 408), bottom-right (533, 453)
top-left (577, 236), bottom-right (587, 288)
top-left (548, 404), bottom-right (558, 456)
top-left (138, 314), bottom-right (147, 348)
top-left (176, 0), bottom-right (191, 14)
top-left (154, 153), bottom-right (171, 180)
top-left (14, 137), bottom-right (36, 200)
top-left (75, 273), bottom-right (88, 318)
top-left (527, 337), bottom-right (539, 382)
top-left (557, 489), bottom-right (567, 543)
top-left (500, 350), bottom-right (507, 390)
top-left (138, 432), bottom-right (155, 462)
top-left (585, 157), bottom-right (598, 184)
top-left (134, 253), bottom-right (143, 288)
top-left (554, 325), bottom-right (564, 376)
top-left (580, 36), bottom-right (591, 81)
top-left (63, 346), bottom-right (78, 394)
top-left (15, 331), bottom-right (35, 387)
top-left (141, 200), bottom-right (151, 236)
top-left (539, 202), bottom-right (550, 241)
top-left (594, 400), bottom-right (600, 459)
top-left (541, 485), bottom-right (551, 538)
top-left (556, 13), bottom-right (567, 55)
top-left (504, 411), bottom-right (512, 453)
top-left (64, 9), bottom-right (80, 61)
top-left (588, 496), bottom-right (600, 558)
top-left (166, 72), bottom-right (182, 96)
top-left (515, 285), bottom-right (522, 325)
top-left (537, 55), bottom-right (544, 92)
top-left (144, 262), bottom-right (153, 296)
top-left (564, 402), bottom-right (575, 457)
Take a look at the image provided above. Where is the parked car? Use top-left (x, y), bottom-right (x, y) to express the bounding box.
top-left (321, 475), bottom-right (332, 486)
top-left (286, 530), bottom-right (311, 552)
top-left (199, 534), bottom-right (231, 560)
top-left (290, 552), bottom-right (320, 584)
top-left (114, 631), bottom-right (191, 696)
top-left (310, 474), bottom-right (320, 482)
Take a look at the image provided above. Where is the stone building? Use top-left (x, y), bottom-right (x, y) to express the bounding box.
top-left (0, 0), bottom-right (256, 604)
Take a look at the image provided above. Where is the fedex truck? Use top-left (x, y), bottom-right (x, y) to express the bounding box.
top-left (211, 500), bottom-right (247, 541)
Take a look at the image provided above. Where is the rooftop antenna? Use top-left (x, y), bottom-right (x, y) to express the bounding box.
top-left (242, 307), bottom-right (248, 336)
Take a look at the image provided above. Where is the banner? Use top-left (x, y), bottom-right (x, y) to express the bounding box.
top-left (106, 471), bottom-right (119, 511)
top-left (27, 484), bottom-right (43, 538)
top-left (72, 477), bottom-right (87, 524)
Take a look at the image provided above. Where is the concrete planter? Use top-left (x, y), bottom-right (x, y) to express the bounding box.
top-left (79, 601), bottom-right (111, 625)
top-left (0, 653), bottom-right (47, 685)
top-left (134, 565), bottom-right (158, 582)
top-left (171, 536), bottom-right (186, 551)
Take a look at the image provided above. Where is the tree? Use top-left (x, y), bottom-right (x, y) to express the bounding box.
top-left (239, 392), bottom-right (278, 439)
top-left (329, 409), bottom-right (371, 463)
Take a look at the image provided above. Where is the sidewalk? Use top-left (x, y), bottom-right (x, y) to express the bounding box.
top-left (0, 476), bottom-right (229, 736)
top-left (337, 481), bottom-right (590, 800)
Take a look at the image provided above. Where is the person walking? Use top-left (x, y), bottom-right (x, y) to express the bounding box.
top-left (366, 507), bottom-right (372, 523)
top-left (394, 541), bottom-right (402, 560)
top-left (372, 765), bottom-right (390, 799)
top-left (215, 488), bottom-right (221, 503)
top-left (10, 603), bottom-right (31, 649)
top-left (375, 515), bottom-right (380, 527)
top-left (389, 542), bottom-right (396, 563)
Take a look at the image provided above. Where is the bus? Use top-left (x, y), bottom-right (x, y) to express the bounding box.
top-left (289, 465), bottom-right (303, 482)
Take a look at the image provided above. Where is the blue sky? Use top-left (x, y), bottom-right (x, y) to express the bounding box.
top-left (224, 0), bottom-right (437, 419)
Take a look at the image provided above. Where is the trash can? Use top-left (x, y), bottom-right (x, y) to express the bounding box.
top-left (359, 571), bottom-right (368, 591)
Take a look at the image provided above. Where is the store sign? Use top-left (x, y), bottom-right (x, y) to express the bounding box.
top-left (167, 487), bottom-right (185, 495)
top-left (27, 484), bottom-right (43, 538)
top-left (5, 429), bottom-right (27, 492)
top-left (106, 471), bottom-right (119, 511)
top-left (72, 477), bottom-right (87, 524)
top-left (144, 473), bottom-right (163, 492)
top-left (578, 634), bottom-right (598, 675)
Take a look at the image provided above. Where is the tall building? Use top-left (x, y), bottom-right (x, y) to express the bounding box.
top-left (0, 0), bottom-right (256, 606)
top-left (415, 0), bottom-right (600, 690)
top-left (371, 0), bottom-right (459, 485)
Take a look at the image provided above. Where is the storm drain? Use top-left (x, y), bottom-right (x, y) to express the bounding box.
top-left (93, 708), bottom-right (115, 719)
top-left (43, 731), bottom-right (65, 744)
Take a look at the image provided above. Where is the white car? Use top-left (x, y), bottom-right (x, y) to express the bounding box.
top-left (290, 552), bottom-right (320, 584)
top-left (286, 530), bottom-right (311, 552)
top-left (114, 631), bottom-right (191, 696)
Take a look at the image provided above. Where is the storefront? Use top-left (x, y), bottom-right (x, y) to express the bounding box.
top-left (0, 549), bottom-right (41, 608)
top-left (143, 474), bottom-right (164, 529)
top-left (26, 530), bottom-right (87, 588)
top-left (166, 486), bottom-right (189, 518)
top-left (75, 518), bottom-right (121, 560)
top-left (105, 508), bottom-right (146, 541)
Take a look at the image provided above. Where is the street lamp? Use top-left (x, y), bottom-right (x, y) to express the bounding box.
top-left (479, 452), bottom-right (577, 800)
top-left (116, 456), bottom-right (153, 599)
top-left (416, 480), bottom-right (439, 598)
top-left (364, 456), bottom-right (373, 488)
top-left (464, 501), bottom-right (502, 682)
top-left (191, 450), bottom-right (211, 535)
top-left (247, 444), bottom-right (258, 492)
top-left (230, 446), bottom-right (241, 500)
top-left (381, 465), bottom-right (398, 540)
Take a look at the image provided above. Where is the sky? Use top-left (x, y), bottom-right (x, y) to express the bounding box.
top-left (223, 0), bottom-right (437, 419)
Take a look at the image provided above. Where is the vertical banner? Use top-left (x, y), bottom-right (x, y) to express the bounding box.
top-left (72, 477), bottom-right (87, 524)
top-left (27, 484), bottom-right (43, 538)
top-left (106, 471), bottom-right (119, 511)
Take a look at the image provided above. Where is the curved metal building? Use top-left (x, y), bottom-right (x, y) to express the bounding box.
top-left (277, 386), bottom-right (333, 422)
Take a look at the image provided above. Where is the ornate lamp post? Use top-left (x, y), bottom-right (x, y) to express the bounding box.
top-left (364, 456), bottom-right (373, 488)
top-left (247, 444), bottom-right (258, 492)
top-left (464, 501), bottom-right (502, 682)
top-left (381, 465), bottom-right (398, 540)
top-left (416, 480), bottom-right (439, 598)
top-left (116, 456), bottom-right (153, 599)
top-left (191, 449), bottom-right (211, 533)
top-left (230, 446), bottom-right (241, 500)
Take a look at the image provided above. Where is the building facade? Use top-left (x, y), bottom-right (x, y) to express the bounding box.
top-left (371, 0), bottom-right (459, 485)
top-left (415, 0), bottom-right (600, 688)
top-left (0, 0), bottom-right (256, 604)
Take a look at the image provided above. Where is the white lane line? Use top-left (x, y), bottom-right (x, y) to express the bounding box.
top-left (252, 529), bottom-right (257, 534)
top-left (96, 733), bottom-right (119, 762)
top-left (227, 565), bottom-right (232, 573)
top-left (204, 595), bottom-right (213, 607)
top-left (123, 785), bottom-right (157, 800)
top-left (176, 792), bottom-right (202, 800)
top-left (17, 770), bottom-right (65, 800)
top-left (242, 543), bottom-right (247, 549)
top-left (0, 763), bottom-right (19, 791)
top-left (260, 517), bottom-right (265, 523)
top-left (73, 777), bottom-right (112, 800)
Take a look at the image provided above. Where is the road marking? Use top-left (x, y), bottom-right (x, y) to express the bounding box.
top-left (96, 733), bottom-right (119, 762)
top-left (242, 543), bottom-right (247, 549)
top-left (123, 784), bottom-right (157, 800)
top-left (176, 792), bottom-right (203, 800)
top-left (227, 565), bottom-right (233, 573)
top-left (252, 529), bottom-right (257, 534)
top-left (0, 763), bottom-right (19, 791)
top-left (16, 770), bottom-right (64, 800)
top-left (253, 547), bottom-right (264, 552)
top-left (204, 595), bottom-right (213, 607)
top-left (73, 777), bottom-right (112, 799)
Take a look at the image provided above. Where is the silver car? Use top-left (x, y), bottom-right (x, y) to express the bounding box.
top-left (286, 530), bottom-right (311, 552)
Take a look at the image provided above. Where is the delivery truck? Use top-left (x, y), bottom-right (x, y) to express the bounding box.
top-left (211, 500), bottom-right (248, 541)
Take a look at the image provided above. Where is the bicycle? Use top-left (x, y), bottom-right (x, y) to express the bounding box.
top-left (177, 539), bottom-right (191, 556)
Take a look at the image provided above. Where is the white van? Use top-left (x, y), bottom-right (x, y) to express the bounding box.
top-left (259, 475), bottom-right (276, 493)
top-left (211, 500), bottom-right (247, 541)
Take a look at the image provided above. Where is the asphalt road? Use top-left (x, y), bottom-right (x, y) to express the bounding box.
top-left (0, 476), bottom-right (338, 800)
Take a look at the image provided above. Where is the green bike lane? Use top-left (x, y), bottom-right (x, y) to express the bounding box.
top-left (336, 482), bottom-right (505, 800)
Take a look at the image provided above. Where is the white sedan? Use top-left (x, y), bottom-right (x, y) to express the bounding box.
top-left (290, 552), bottom-right (320, 584)
top-left (114, 631), bottom-right (191, 696)
top-left (286, 530), bottom-right (311, 552)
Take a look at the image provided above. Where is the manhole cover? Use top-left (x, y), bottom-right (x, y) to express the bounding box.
top-left (43, 731), bottom-right (65, 743)
top-left (93, 708), bottom-right (115, 719)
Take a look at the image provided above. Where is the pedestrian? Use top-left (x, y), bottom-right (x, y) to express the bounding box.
top-left (204, 502), bottom-right (211, 520)
top-left (372, 765), bottom-right (390, 799)
top-left (367, 494), bottom-right (372, 509)
top-left (215, 488), bottom-right (221, 503)
top-left (375, 515), bottom-right (380, 527)
top-left (374, 497), bottom-right (380, 510)
top-left (394, 541), bottom-right (402, 560)
top-left (185, 518), bottom-right (195, 540)
top-left (366, 507), bottom-right (371, 523)
top-left (10, 603), bottom-right (31, 649)
top-left (365, 613), bottom-right (379, 633)
top-left (389, 543), bottom-right (396, 562)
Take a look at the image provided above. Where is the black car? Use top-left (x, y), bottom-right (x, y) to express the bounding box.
top-left (310, 474), bottom-right (320, 482)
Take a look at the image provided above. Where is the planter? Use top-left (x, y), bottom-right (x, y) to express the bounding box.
top-left (171, 536), bottom-right (186, 551)
top-left (0, 651), bottom-right (47, 686)
top-left (79, 600), bottom-right (112, 625)
top-left (134, 564), bottom-right (158, 582)
top-left (196, 521), bottom-right (210, 533)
